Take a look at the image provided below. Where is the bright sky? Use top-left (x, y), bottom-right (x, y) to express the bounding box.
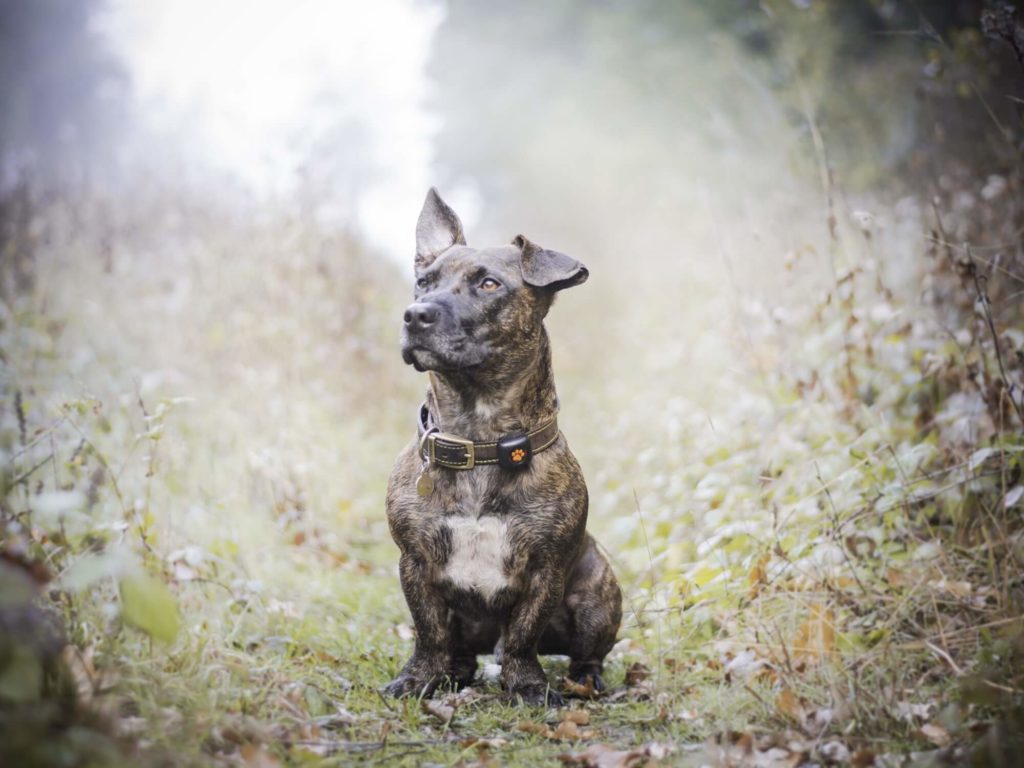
top-left (103, 0), bottom-right (449, 262)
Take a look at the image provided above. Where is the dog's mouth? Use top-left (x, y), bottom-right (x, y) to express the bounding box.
top-left (401, 346), bottom-right (431, 372)
top-left (401, 337), bottom-right (488, 373)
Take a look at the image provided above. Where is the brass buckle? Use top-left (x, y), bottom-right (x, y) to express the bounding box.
top-left (430, 432), bottom-right (475, 469)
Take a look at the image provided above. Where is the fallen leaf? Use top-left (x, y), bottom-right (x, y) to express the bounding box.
top-left (457, 755), bottom-right (501, 768)
top-left (792, 604), bottom-right (836, 663)
top-left (1003, 485), bottom-right (1023, 509)
top-left (776, 687), bottom-right (805, 722)
top-left (422, 698), bottom-right (455, 725)
top-left (920, 722), bottom-right (951, 747)
top-left (929, 579), bottom-right (972, 599)
top-left (623, 662), bottom-right (650, 686)
top-left (558, 742), bottom-right (666, 768)
top-left (460, 737), bottom-right (509, 750)
top-left (119, 572), bottom-right (180, 643)
top-left (734, 732), bottom-right (753, 752)
top-left (850, 748), bottom-right (877, 767)
top-left (968, 447), bottom-right (995, 472)
top-left (820, 740), bottom-right (851, 763)
top-left (748, 552), bottom-right (771, 597)
top-left (562, 676), bottom-right (599, 699)
top-left (443, 686), bottom-right (483, 708)
top-left (239, 744), bottom-right (282, 768)
top-left (562, 709), bottom-right (590, 725)
top-left (553, 720), bottom-right (581, 740)
top-left (723, 648), bottom-right (768, 679)
top-left (518, 720), bottom-right (553, 738)
top-left (895, 700), bottom-right (933, 722)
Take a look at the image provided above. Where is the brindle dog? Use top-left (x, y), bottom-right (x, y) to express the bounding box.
top-left (383, 189), bottom-right (622, 707)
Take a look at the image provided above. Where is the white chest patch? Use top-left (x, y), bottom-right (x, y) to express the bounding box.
top-left (444, 516), bottom-right (510, 600)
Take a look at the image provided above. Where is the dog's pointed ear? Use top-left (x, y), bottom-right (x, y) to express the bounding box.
top-left (514, 235), bottom-right (589, 291)
top-left (416, 188), bottom-right (466, 272)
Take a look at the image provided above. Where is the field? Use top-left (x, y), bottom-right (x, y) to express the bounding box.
top-left (3, 3), bottom-right (1024, 767)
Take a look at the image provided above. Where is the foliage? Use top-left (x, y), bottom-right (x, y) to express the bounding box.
top-left (2, 1), bottom-right (1024, 766)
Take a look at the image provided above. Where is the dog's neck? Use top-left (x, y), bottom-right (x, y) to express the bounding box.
top-left (425, 330), bottom-right (559, 441)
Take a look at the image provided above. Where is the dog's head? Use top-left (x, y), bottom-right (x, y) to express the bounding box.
top-left (401, 188), bottom-right (588, 375)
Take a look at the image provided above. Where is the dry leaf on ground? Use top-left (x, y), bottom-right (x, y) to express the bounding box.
top-left (518, 710), bottom-right (598, 742)
top-left (553, 720), bottom-right (582, 741)
top-left (460, 737), bottom-right (509, 750)
top-left (850, 748), bottom-right (877, 767)
top-left (562, 676), bottom-right (600, 699)
top-left (624, 662), bottom-right (650, 686)
top-left (558, 742), bottom-right (670, 768)
top-left (562, 709), bottom-right (591, 725)
top-left (920, 722), bottom-right (951, 747)
top-left (422, 698), bottom-right (455, 725)
top-left (775, 687), bottom-right (806, 723)
top-left (239, 744), bottom-right (282, 768)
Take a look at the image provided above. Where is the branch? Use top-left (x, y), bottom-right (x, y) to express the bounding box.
top-left (966, 243), bottom-right (1024, 426)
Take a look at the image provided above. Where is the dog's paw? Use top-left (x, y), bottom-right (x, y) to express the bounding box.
top-left (567, 666), bottom-right (606, 694)
top-left (383, 673), bottom-right (438, 699)
top-left (571, 672), bottom-right (606, 693)
top-left (511, 684), bottom-right (564, 708)
top-left (447, 657), bottom-right (478, 690)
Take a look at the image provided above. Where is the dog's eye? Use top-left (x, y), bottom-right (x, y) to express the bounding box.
top-left (480, 278), bottom-right (501, 292)
top-left (416, 277), bottom-right (429, 290)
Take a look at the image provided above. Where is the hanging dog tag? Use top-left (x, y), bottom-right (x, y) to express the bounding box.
top-left (416, 467), bottom-right (435, 496)
top-left (416, 429), bottom-right (437, 497)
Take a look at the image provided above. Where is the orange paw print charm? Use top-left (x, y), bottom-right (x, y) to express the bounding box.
top-left (510, 448), bottom-right (527, 463)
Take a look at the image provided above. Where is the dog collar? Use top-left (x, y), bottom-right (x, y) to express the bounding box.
top-left (416, 402), bottom-right (559, 470)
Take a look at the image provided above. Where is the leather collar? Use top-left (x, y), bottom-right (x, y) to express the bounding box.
top-left (416, 402), bottom-right (559, 470)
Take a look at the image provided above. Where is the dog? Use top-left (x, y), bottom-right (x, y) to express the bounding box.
top-left (383, 189), bottom-right (622, 707)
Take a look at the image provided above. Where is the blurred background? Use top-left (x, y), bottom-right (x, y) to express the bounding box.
top-left (3, 0), bottom-right (1022, 596)
top-left (2, 1), bottom-right (1023, 761)
top-left (3, 0), bottom-right (1022, 602)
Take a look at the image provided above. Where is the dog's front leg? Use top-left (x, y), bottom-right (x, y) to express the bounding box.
top-left (384, 553), bottom-right (449, 698)
top-left (502, 569), bottom-right (566, 707)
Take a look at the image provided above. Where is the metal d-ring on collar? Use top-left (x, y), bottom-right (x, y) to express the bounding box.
top-left (416, 402), bottom-right (560, 470)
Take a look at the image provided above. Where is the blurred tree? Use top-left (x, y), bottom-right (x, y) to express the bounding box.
top-left (428, 0), bottom-right (1019, 237)
top-left (0, 0), bottom-right (127, 189)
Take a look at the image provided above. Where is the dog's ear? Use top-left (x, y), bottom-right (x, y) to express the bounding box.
top-left (416, 188), bottom-right (466, 272)
top-left (514, 235), bottom-right (589, 291)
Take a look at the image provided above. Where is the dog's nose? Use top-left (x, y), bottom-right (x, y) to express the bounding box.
top-left (403, 302), bottom-right (441, 331)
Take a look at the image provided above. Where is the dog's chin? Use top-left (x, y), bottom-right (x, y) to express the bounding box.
top-left (401, 345), bottom-right (487, 374)
top-left (401, 347), bottom-right (432, 372)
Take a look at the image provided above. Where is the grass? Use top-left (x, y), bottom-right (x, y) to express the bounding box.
top-left (2, 165), bottom-right (1024, 768)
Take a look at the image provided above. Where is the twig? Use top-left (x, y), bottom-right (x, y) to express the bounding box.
top-left (285, 738), bottom-right (442, 754)
top-left (12, 455), bottom-right (51, 486)
top-left (966, 243), bottom-right (1024, 425)
top-left (814, 461), bottom-right (870, 598)
top-left (63, 415), bottom-right (128, 516)
top-left (983, 679), bottom-right (1021, 695)
top-left (924, 640), bottom-right (964, 676)
top-left (633, 489), bottom-right (664, 687)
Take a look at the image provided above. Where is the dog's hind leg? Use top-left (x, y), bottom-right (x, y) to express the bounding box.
top-left (447, 614), bottom-right (493, 689)
top-left (541, 536), bottom-right (622, 692)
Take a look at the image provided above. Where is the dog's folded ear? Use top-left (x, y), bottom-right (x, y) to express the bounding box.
top-left (416, 188), bottom-right (466, 272)
top-left (514, 235), bottom-right (589, 292)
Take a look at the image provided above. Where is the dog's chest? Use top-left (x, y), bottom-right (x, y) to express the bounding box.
top-left (442, 515), bottom-right (510, 600)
